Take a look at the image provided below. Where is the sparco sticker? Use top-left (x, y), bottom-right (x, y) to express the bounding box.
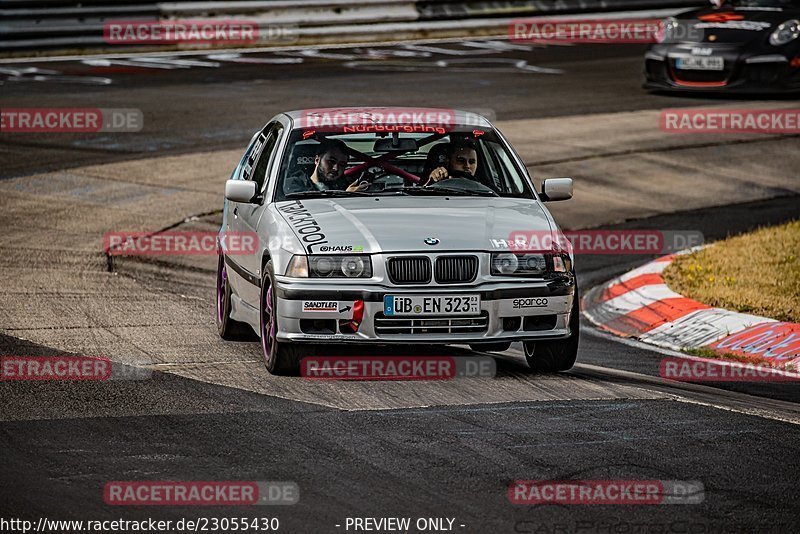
top-left (278, 200), bottom-right (329, 253)
top-left (512, 298), bottom-right (549, 309)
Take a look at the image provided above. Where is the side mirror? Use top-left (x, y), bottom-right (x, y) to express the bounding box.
top-left (225, 180), bottom-right (258, 203)
top-left (541, 178), bottom-right (573, 202)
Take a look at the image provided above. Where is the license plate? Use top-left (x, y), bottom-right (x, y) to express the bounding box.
top-left (676, 56), bottom-right (724, 71)
top-left (384, 295), bottom-right (480, 316)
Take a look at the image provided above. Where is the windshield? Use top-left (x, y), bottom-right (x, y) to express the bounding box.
top-left (727, 0), bottom-right (800, 7)
top-left (273, 127), bottom-right (534, 201)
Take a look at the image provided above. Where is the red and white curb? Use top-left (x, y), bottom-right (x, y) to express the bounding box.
top-left (582, 252), bottom-right (800, 369)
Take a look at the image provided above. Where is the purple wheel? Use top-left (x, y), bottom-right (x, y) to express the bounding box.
top-left (216, 254), bottom-right (252, 340)
top-left (259, 260), bottom-right (308, 375)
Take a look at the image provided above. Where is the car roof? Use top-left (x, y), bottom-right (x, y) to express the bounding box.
top-left (282, 107), bottom-right (494, 129)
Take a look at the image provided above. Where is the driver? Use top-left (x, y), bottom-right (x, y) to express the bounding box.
top-left (284, 139), bottom-right (367, 194)
top-left (424, 138), bottom-right (479, 186)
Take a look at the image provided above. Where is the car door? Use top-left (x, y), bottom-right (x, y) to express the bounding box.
top-left (234, 121), bottom-right (285, 307)
top-left (224, 126), bottom-right (268, 303)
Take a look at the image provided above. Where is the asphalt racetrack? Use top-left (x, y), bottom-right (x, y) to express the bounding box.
top-left (1, 39), bottom-right (800, 533)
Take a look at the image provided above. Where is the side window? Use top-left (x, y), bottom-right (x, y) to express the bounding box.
top-left (232, 130), bottom-right (261, 180)
top-left (477, 142), bottom-right (502, 191)
top-left (486, 141), bottom-right (525, 195)
top-left (241, 122), bottom-right (283, 190)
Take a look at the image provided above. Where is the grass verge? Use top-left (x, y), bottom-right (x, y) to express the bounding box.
top-left (663, 220), bottom-right (800, 323)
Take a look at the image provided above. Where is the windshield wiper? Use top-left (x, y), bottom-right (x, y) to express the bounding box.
top-left (398, 186), bottom-right (498, 197)
top-left (286, 190), bottom-right (370, 198)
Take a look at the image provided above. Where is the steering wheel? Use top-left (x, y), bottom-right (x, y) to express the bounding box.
top-left (357, 165), bottom-right (379, 179)
top-left (361, 169), bottom-right (407, 191)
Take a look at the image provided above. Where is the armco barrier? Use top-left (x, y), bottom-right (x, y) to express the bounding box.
top-left (417, 0), bottom-right (703, 21)
top-left (0, 0), bottom-right (706, 55)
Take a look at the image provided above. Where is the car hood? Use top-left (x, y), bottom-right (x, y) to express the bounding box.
top-left (275, 196), bottom-right (553, 254)
top-left (678, 5), bottom-right (798, 44)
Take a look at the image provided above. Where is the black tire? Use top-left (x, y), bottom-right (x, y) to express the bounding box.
top-left (260, 260), bottom-right (313, 375)
top-left (523, 288), bottom-right (580, 372)
top-left (216, 254), bottom-right (254, 341)
top-left (469, 342), bottom-right (512, 353)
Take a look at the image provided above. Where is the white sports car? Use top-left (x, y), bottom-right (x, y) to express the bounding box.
top-left (216, 108), bottom-right (579, 374)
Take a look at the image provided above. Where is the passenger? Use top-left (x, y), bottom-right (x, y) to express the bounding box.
top-left (424, 138), bottom-right (479, 186)
top-left (284, 139), bottom-right (367, 194)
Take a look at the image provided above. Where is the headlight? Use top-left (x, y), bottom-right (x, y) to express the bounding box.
top-left (552, 255), bottom-right (570, 273)
top-left (491, 253), bottom-right (518, 275)
top-left (309, 255), bottom-right (372, 278)
top-left (770, 19), bottom-right (800, 46)
top-left (340, 256), bottom-right (368, 278)
top-left (285, 255), bottom-right (309, 277)
top-left (491, 253), bottom-right (571, 276)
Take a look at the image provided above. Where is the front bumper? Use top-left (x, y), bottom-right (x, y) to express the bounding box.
top-left (273, 276), bottom-right (576, 344)
top-left (644, 44), bottom-right (800, 93)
